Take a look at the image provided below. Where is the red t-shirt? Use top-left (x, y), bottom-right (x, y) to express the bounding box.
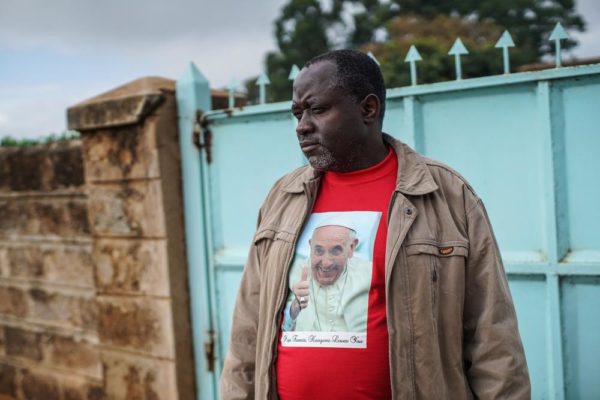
top-left (276, 148), bottom-right (397, 399)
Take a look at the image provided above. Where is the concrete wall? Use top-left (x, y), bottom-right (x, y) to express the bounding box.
top-left (0, 76), bottom-right (196, 399)
top-left (0, 140), bottom-right (102, 399)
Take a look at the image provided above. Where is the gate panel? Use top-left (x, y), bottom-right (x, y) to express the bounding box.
top-left (561, 77), bottom-right (600, 256)
top-left (418, 85), bottom-right (544, 260)
top-left (178, 64), bottom-right (600, 399)
top-left (509, 276), bottom-right (549, 400)
top-left (562, 277), bottom-right (600, 398)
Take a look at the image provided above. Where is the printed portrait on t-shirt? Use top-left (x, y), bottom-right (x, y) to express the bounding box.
top-left (281, 211), bottom-right (381, 349)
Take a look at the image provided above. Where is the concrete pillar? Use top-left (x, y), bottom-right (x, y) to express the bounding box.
top-left (68, 77), bottom-right (195, 399)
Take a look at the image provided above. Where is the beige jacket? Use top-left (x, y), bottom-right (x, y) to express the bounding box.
top-left (220, 135), bottom-right (530, 399)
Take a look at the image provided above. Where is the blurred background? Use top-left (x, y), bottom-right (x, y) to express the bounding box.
top-left (0, 0), bottom-right (598, 141)
top-left (1, 2), bottom-right (599, 399)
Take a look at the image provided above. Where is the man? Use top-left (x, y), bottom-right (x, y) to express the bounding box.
top-left (221, 49), bottom-right (529, 399)
top-left (283, 218), bottom-right (372, 333)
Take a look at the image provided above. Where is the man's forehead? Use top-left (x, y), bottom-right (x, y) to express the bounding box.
top-left (293, 61), bottom-right (339, 99)
top-left (312, 225), bottom-right (352, 238)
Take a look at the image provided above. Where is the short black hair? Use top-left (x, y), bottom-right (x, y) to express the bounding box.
top-left (304, 49), bottom-right (386, 125)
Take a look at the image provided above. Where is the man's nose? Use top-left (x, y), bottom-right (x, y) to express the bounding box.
top-left (295, 112), bottom-right (314, 136)
top-left (321, 257), bottom-right (334, 269)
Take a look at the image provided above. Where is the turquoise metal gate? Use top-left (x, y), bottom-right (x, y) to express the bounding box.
top-left (178, 56), bottom-right (600, 399)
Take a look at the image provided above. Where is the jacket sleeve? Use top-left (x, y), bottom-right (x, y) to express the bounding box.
top-left (463, 199), bottom-right (530, 399)
top-left (220, 211), bottom-right (263, 400)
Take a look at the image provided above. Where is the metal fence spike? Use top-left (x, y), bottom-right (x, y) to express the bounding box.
top-left (495, 31), bottom-right (515, 74)
top-left (449, 38), bottom-right (468, 80)
top-left (288, 65), bottom-right (300, 81)
top-left (226, 79), bottom-right (239, 108)
top-left (256, 72), bottom-right (271, 104)
top-left (550, 22), bottom-right (569, 68)
top-left (404, 45), bottom-right (422, 86)
top-left (367, 52), bottom-right (380, 65)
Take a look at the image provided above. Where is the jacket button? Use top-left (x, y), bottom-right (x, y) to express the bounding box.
top-left (406, 208), bottom-right (413, 215)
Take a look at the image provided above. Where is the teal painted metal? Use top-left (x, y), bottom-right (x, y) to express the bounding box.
top-left (176, 63), bottom-right (218, 399)
top-left (562, 276), bottom-right (600, 399)
top-left (546, 273), bottom-right (565, 399)
top-left (550, 23), bottom-right (569, 68)
top-left (405, 45), bottom-right (422, 86)
top-left (226, 79), bottom-right (238, 108)
top-left (256, 72), bottom-right (270, 104)
top-left (495, 30), bottom-right (515, 74)
top-left (288, 64), bottom-right (300, 81)
top-left (367, 51), bottom-right (380, 65)
top-left (178, 63), bottom-right (600, 399)
top-left (448, 38), bottom-right (468, 80)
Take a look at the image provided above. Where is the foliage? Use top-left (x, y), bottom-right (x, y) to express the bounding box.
top-left (254, 0), bottom-right (585, 101)
top-left (363, 15), bottom-right (510, 86)
top-left (0, 130), bottom-right (80, 148)
top-left (248, 0), bottom-right (341, 103)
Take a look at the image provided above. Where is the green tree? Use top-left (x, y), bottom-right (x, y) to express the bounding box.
top-left (255, 0), bottom-right (585, 102)
top-left (363, 15), bottom-right (508, 86)
top-left (247, 0), bottom-right (342, 103)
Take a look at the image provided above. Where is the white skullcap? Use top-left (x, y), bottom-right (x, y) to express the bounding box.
top-left (314, 214), bottom-right (357, 233)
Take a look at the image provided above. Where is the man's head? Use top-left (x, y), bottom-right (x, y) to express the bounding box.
top-left (304, 50), bottom-right (386, 124)
top-left (292, 50), bottom-right (387, 172)
top-left (309, 224), bottom-right (358, 286)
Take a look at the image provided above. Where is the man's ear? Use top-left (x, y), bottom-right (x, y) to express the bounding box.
top-left (360, 94), bottom-right (380, 124)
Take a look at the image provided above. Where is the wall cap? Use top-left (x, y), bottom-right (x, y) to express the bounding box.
top-left (67, 77), bottom-right (175, 132)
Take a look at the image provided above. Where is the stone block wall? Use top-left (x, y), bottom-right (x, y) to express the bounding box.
top-left (0, 76), bottom-right (196, 399)
top-left (0, 140), bottom-right (103, 399)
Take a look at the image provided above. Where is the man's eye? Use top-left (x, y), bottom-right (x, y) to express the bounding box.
top-left (311, 107), bottom-right (325, 114)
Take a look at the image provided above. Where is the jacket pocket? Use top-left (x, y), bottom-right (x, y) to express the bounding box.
top-left (253, 225), bottom-right (296, 244)
top-left (405, 241), bottom-right (468, 321)
top-left (252, 225), bottom-right (298, 279)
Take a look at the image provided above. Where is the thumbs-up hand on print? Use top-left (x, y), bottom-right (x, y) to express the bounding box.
top-left (290, 266), bottom-right (310, 319)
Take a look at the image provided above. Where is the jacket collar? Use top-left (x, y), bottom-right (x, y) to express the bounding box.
top-left (281, 133), bottom-right (438, 195)
top-left (383, 133), bottom-right (438, 195)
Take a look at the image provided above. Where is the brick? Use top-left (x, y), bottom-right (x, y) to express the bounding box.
top-left (28, 289), bottom-right (97, 331)
top-left (82, 126), bottom-right (159, 182)
top-left (102, 351), bottom-right (177, 400)
top-left (41, 245), bottom-right (94, 287)
top-left (43, 334), bottom-right (101, 378)
top-left (64, 384), bottom-right (105, 400)
top-left (0, 248), bottom-right (9, 277)
top-left (5, 327), bottom-right (42, 361)
top-left (55, 373), bottom-right (105, 400)
top-left (0, 198), bottom-right (89, 237)
top-left (1, 244), bottom-right (94, 288)
top-left (0, 141), bottom-right (84, 192)
top-left (21, 370), bottom-right (60, 400)
top-left (47, 142), bottom-right (85, 189)
top-left (0, 363), bottom-right (16, 397)
top-left (0, 286), bottom-right (28, 318)
top-left (5, 247), bottom-right (44, 279)
top-left (87, 181), bottom-right (165, 237)
top-left (97, 297), bottom-right (174, 358)
top-left (94, 239), bottom-right (169, 296)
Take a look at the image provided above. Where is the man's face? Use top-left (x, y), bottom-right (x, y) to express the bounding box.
top-left (309, 225), bottom-right (358, 286)
top-left (292, 61), bottom-right (367, 172)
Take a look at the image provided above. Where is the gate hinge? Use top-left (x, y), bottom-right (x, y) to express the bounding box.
top-left (193, 110), bottom-right (213, 164)
top-left (204, 329), bottom-right (216, 373)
